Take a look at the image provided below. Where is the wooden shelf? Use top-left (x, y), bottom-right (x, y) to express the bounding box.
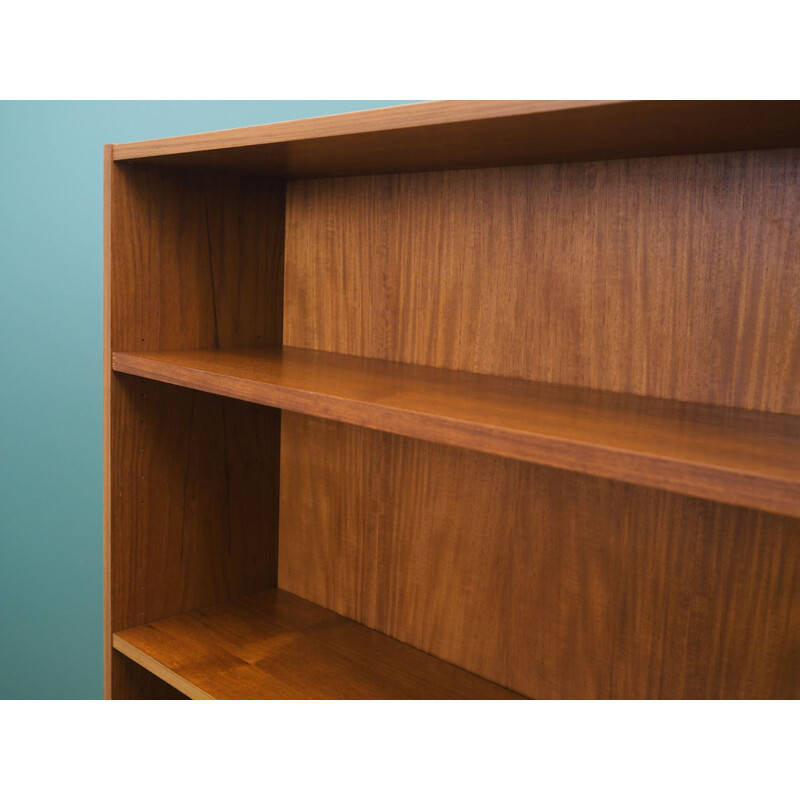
top-left (113, 346), bottom-right (800, 518)
top-left (111, 100), bottom-right (800, 178)
top-left (112, 589), bottom-right (522, 699)
top-left (106, 102), bottom-right (800, 700)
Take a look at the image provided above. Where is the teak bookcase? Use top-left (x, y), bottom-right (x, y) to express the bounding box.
top-left (104, 101), bottom-right (800, 700)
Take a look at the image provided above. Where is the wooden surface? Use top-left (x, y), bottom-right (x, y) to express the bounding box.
top-left (109, 375), bottom-right (281, 625)
top-left (104, 158), bottom-right (286, 698)
top-left (112, 101), bottom-right (800, 178)
top-left (279, 414), bottom-right (800, 699)
top-left (106, 103), bottom-right (800, 701)
top-left (113, 346), bottom-right (800, 517)
top-left (285, 150), bottom-right (800, 415)
top-left (103, 147), bottom-right (114, 698)
top-left (106, 163), bottom-right (285, 352)
top-left (113, 589), bottom-right (522, 699)
top-left (110, 652), bottom-right (189, 700)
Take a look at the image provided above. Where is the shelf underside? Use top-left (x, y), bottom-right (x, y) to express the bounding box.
top-left (113, 346), bottom-right (800, 518)
top-left (111, 100), bottom-right (800, 178)
top-left (113, 589), bottom-right (521, 700)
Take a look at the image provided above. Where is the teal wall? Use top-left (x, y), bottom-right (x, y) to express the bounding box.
top-left (0, 101), bottom-right (412, 699)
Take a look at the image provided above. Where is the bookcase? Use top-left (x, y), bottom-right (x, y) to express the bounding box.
top-left (104, 101), bottom-right (800, 699)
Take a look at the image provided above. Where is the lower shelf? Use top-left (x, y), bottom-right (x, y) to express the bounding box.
top-left (113, 589), bottom-right (523, 700)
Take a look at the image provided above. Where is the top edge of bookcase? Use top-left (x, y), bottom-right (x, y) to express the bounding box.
top-left (109, 100), bottom-right (800, 179)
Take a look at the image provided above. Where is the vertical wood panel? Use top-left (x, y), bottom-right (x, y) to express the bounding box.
top-left (104, 158), bottom-right (285, 698)
top-left (279, 414), bottom-right (800, 699)
top-left (111, 377), bottom-right (280, 625)
top-left (284, 150), bottom-right (800, 414)
top-left (108, 163), bottom-right (285, 353)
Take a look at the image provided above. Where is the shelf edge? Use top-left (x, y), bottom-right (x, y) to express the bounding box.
top-left (112, 351), bottom-right (800, 518)
top-left (112, 634), bottom-right (212, 700)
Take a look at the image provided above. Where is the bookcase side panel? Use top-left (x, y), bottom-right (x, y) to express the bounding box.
top-left (104, 156), bottom-right (285, 698)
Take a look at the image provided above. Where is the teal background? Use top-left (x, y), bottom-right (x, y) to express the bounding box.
top-left (0, 101), bottom-right (412, 699)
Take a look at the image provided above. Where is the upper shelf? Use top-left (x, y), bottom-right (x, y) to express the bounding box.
top-left (113, 346), bottom-right (800, 518)
top-left (110, 100), bottom-right (800, 178)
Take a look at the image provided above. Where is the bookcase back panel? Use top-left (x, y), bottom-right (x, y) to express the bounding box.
top-left (278, 413), bottom-right (800, 699)
top-left (284, 149), bottom-right (800, 414)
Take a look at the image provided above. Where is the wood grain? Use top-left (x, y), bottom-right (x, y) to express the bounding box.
top-left (104, 159), bottom-right (286, 698)
top-left (113, 589), bottom-right (522, 699)
top-left (111, 651), bottom-right (189, 700)
top-left (285, 150), bottom-right (800, 415)
top-left (107, 163), bottom-right (285, 352)
top-left (110, 375), bottom-right (281, 621)
top-left (112, 346), bottom-right (800, 517)
top-left (112, 100), bottom-right (800, 178)
top-left (106, 104), bottom-right (800, 701)
top-left (279, 414), bottom-right (800, 699)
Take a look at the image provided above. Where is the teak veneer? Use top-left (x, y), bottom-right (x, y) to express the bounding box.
top-left (105, 101), bottom-right (800, 700)
top-left (113, 347), bottom-right (800, 518)
top-left (113, 589), bottom-right (521, 699)
top-left (112, 100), bottom-right (800, 178)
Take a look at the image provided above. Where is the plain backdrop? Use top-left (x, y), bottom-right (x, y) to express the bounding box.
top-left (0, 101), bottom-right (414, 699)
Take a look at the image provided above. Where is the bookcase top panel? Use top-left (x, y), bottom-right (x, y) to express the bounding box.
top-left (111, 100), bottom-right (800, 178)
